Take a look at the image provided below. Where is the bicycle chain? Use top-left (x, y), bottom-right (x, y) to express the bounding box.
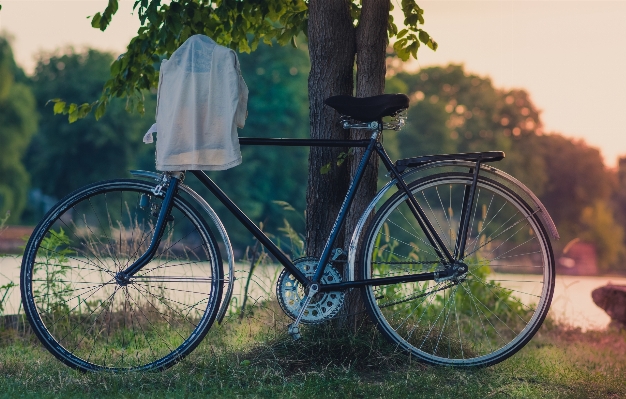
top-left (323, 281), bottom-right (457, 320)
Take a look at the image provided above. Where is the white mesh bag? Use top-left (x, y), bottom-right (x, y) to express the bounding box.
top-left (145, 35), bottom-right (248, 171)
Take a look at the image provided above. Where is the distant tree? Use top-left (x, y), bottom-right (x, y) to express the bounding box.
top-left (615, 158), bottom-right (626, 219)
top-left (25, 49), bottom-right (155, 202)
top-left (579, 200), bottom-right (624, 270)
top-left (535, 134), bottom-right (614, 242)
top-left (388, 64), bottom-right (547, 194)
top-left (612, 158), bottom-right (626, 270)
top-left (0, 36), bottom-right (37, 222)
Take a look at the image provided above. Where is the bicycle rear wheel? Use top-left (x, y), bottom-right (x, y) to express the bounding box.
top-left (21, 179), bottom-right (223, 372)
top-left (360, 172), bottom-right (554, 367)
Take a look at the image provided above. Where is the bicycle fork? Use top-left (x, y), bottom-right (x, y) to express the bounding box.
top-left (114, 173), bottom-right (181, 286)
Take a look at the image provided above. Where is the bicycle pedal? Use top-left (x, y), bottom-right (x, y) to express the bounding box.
top-left (288, 324), bottom-right (302, 341)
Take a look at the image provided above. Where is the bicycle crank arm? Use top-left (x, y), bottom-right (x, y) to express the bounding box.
top-left (288, 283), bottom-right (319, 341)
top-left (116, 176), bottom-right (180, 284)
top-left (317, 264), bottom-right (467, 292)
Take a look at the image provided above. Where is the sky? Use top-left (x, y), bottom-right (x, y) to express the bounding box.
top-left (0, 0), bottom-right (625, 167)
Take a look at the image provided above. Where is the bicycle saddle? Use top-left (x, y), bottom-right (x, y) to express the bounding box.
top-left (324, 94), bottom-right (409, 122)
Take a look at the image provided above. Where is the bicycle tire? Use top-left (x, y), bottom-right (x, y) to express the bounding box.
top-left (21, 179), bottom-right (223, 372)
top-left (360, 172), bottom-right (555, 367)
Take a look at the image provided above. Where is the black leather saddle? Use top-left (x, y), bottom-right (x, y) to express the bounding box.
top-left (324, 94), bottom-right (409, 122)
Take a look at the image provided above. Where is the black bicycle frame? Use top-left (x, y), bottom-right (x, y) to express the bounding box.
top-left (122, 134), bottom-right (473, 290)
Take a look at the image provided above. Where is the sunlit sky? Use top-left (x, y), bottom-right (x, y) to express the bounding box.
top-left (1, 0), bottom-right (625, 167)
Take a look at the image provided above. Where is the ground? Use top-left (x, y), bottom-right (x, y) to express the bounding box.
top-left (0, 303), bottom-right (625, 399)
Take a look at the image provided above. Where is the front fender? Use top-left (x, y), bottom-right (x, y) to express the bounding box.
top-left (129, 170), bottom-right (235, 324)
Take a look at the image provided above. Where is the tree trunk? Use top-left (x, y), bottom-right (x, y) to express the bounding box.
top-left (341, 0), bottom-right (390, 326)
top-left (306, 0), bottom-right (389, 329)
top-left (305, 0), bottom-right (355, 256)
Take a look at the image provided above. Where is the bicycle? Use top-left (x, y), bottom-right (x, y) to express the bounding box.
top-left (20, 94), bottom-right (558, 372)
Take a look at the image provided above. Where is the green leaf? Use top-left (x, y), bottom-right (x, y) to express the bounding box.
top-left (239, 38), bottom-right (251, 53)
top-left (68, 111), bottom-right (79, 124)
top-left (77, 103), bottom-right (92, 119)
top-left (397, 29), bottom-right (408, 39)
top-left (94, 101), bottom-right (107, 121)
top-left (409, 41), bottom-right (420, 59)
top-left (146, 0), bottom-right (160, 25)
top-left (388, 15), bottom-right (398, 37)
top-left (320, 163), bottom-right (331, 175)
top-left (110, 59), bottom-right (122, 76)
top-left (91, 12), bottom-right (102, 28)
top-left (405, 14), bottom-right (418, 27)
top-left (393, 39), bottom-right (410, 61)
top-left (53, 101), bottom-right (66, 115)
top-left (97, 0), bottom-right (119, 31)
top-left (135, 97), bottom-right (145, 114)
top-left (418, 30), bottom-right (430, 45)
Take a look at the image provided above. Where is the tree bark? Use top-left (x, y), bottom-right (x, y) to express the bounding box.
top-left (305, 0), bottom-right (356, 257)
top-left (341, 0), bottom-right (390, 326)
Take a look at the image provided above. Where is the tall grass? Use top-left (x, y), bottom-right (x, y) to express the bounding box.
top-left (1, 298), bottom-right (625, 398)
top-left (0, 211), bottom-right (17, 318)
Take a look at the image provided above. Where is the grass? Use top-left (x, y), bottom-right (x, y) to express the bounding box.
top-left (0, 301), bottom-right (625, 399)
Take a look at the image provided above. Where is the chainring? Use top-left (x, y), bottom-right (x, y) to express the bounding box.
top-left (276, 257), bottom-right (345, 324)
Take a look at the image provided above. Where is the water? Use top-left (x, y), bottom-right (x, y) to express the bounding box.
top-left (550, 274), bottom-right (626, 330)
top-left (2, 255), bottom-right (624, 331)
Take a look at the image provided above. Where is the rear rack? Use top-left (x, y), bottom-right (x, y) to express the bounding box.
top-left (395, 151), bottom-right (505, 173)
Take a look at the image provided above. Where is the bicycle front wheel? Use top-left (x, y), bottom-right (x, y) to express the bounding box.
top-left (21, 179), bottom-right (223, 372)
top-left (360, 172), bottom-right (554, 367)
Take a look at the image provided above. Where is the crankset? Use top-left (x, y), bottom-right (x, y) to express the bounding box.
top-left (276, 257), bottom-right (345, 325)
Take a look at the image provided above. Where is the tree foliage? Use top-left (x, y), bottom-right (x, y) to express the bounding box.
top-left (0, 36), bottom-right (37, 222)
top-left (25, 49), bottom-right (155, 203)
top-left (534, 134), bottom-right (614, 241)
top-left (50, 0), bottom-right (436, 122)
